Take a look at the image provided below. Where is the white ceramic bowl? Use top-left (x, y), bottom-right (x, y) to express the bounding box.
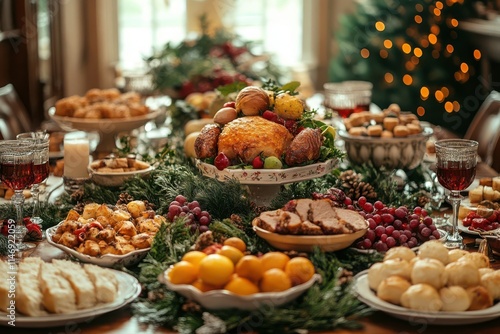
top-left (88, 164), bottom-right (154, 187)
top-left (252, 220), bottom-right (368, 252)
top-left (159, 269), bottom-right (322, 311)
top-left (46, 223), bottom-right (150, 268)
top-left (338, 127), bottom-right (433, 170)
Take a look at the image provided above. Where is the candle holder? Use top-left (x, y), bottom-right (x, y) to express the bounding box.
top-left (63, 176), bottom-right (90, 195)
top-left (63, 131), bottom-right (91, 195)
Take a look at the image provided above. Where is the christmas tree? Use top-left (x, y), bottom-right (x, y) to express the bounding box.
top-left (330, 0), bottom-right (483, 136)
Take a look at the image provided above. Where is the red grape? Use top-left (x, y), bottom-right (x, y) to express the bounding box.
top-left (358, 196), bottom-right (367, 207)
top-left (374, 200), bottom-right (384, 210)
top-left (362, 239), bottom-right (372, 249)
top-left (175, 195), bottom-right (187, 205)
top-left (374, 225), bottom-right (386, 237)
top-left (363, 202), bottom-right (374, 213)
top-left (386, 236), bottom-right (396, 248)
top-left (188, 201), bottom-right (200, 210)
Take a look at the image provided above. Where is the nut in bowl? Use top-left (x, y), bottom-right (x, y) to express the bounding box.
top-left (338, 126), bottom-right (433, 170)
top-left (89, 156), bottom-right (154, 187)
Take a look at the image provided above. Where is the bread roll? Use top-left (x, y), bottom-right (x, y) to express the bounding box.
top-left (445, 261), bottom-right (481, 288)
top-left (418, 240), bottom-right (449, 265)
top-left (469, 186), bottom-right (484, 203)
top-left (411, 258), bottom-right (447, 289)
top-left (492, 176), bottom-right (500, 192)
top-left (377, 276), bottom-right (411, 305)
top-left (479, 268), bottom-right (495, 277)
top-left (439, 286), bottom-right (471, 312)
top-left (367, 262), bottom-right (385, 291)
top-left (383, 246), bottom-right (416, 262)
top-left (0, 260), bottom-right (11, 313)
top-left (401, 283), bottom-right (443, 312)
top-left (380, 130), bottom-right (393, 138)
top-left (458, 252), bottom-right (490, 269)
top-left (480, 271), bottom-right (500, 300)
top-left (52, 259), bottom-right (97, 309)
top-left (479, 178), bottom-right (493, 187)
top-left (39, 262), bottom-right (77, 313)
top-left (466, 286), bottom-right (493, 310)
top-left (447, 249), bottom-right (469, 263)
top-left (383, 117), bottom-right (399, 131)
top-left (367, 125), bottom-right (383, 137)
top-left (393, 125), bottom-right (410, 137)
top-left (16, 258), bottom-right (47, 316)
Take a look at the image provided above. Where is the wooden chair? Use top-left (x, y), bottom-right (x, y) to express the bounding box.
top-left (0, 84), bottom-right (32, 139)
top-left (464, 90), bottom-right (500, 173)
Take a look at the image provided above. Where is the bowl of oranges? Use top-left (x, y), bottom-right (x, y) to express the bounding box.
top-left (158, 237), bottom-right (321, 310)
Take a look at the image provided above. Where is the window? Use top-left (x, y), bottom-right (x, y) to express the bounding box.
top-left (117, 0), bottom-right (305, 72)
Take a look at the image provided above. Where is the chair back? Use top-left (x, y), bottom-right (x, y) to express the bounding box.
top-left (0, 84), bottom-right (32, 140)
top-left (464, 90), bottom-right (500, 173)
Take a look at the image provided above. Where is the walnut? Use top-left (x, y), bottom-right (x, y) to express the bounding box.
top-left (235, 86), bottom-right (269, 116)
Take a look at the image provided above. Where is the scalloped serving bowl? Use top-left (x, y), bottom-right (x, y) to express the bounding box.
top-left (159, 269), bottom-right (322, 311)
top-left (46, 222), bottom-right (150, 268)
top-left (252, 220), bottom-right (368, 252)
top-left (88, 164), bottom-right (155, 187)
top-left (338, 127), bottom-right (433, 170)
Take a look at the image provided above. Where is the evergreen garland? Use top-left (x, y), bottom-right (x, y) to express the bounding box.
top-left (330, 0), bottom-right (481, 136)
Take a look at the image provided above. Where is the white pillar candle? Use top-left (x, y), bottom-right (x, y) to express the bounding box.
top-left (64, 133), bottom-right (90, 179)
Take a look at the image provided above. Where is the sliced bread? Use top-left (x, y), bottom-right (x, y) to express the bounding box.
top-left (16, 257), bottom-right (47, 316)
top-left (39, 262), bottom-right (77, 313)
top-left (52, 259), bottom-right (97, 309)
top-left (83, 264), bottom-right (118, 303)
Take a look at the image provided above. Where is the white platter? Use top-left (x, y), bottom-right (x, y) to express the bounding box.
top-left (46, 222), bottom-right (150, 268)
top-left (89, 165), bottom-right (155, 187)
top-left (0, 269), bottom-right (141, 328)
top-left (353, 271), bottom-right (500, 325)
top-left (196, 159), bottom-right (337, 185)
top-left (159, 269), bottom-right (321, 311)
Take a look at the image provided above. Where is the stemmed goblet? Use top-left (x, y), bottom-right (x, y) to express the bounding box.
top-left (0, 140), bottom-right (36, 254)
top-left (16, 131), bottom-right (50, 228)
top-left (435, 139), bottom-right (478, 249)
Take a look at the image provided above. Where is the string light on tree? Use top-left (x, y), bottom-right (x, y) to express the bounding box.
top-left (330, 0), bottom-right (482, 135)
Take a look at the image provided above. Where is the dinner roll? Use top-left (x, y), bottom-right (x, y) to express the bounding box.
top-left (480, 271), bottom-right (500, 300)
top-left (457, 252), bottom-right (490, 269)
top-left (367, 262), bottom-right (385, 291)
top-left (411, 258), bottom-right (447, 289)
top-left (447, 249), bottom-right (469, 263)
top-left (466, 286), bottom-right (493, 310)
top-left (439, 286), bottom-right (471, 312)
top-left (445, 261), bottom-right (481, 288)
top-left (401, 283), bottom-right (443, 312)
top-left (377, 276), bottom-right (411, 305)
top-left (383, 246), bottom-right (416, 262)
top-left (479, 268), bottom-right (495, 277)
top-left (418, 240), bottom-right (449, 264)
top-left (368, 259), bottom-right (411, 291)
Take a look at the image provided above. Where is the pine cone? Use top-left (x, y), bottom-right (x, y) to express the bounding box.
top-left (343, 181), bottom-right (377, 201)
top-left (193, 231), bottom-right (215, 251)
top-left (417, 195), bottom-right (430, 208)
top-left (116, 192), bottom-right (134, 205)
top-left (70, 189), bottom-right (85, 204)
top-left (337, 268), bottom-right (354, 286)
top-left (182, 300), bottom-right (201, 313)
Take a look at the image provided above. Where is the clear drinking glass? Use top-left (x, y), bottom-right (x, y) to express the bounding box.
top-left (435, 139), bottom-right (478, 249)
top-left (16, 131), bottom-right (50, 227)
top-left (0, 140), bottom-right (36, 254)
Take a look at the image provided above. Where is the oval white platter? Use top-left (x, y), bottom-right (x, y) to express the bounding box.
top-left (353, 271), bottom-right (500, 325)
top-left (0, 269), bottom-right (141, 328)
top-left (46, 222), bottom-right (150, 268)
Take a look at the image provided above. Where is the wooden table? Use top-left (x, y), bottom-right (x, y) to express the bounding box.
top-left (2, 162), bottom-right (499, 333)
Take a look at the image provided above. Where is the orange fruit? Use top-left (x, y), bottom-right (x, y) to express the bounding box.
top-left (284, 257), bottom-right (315, 286)
top-left (235, 255), bottom-right (264, 283)
top-left (224, 276), bottom-right (259, 295)
top-left (198, 253), bottom-right (234, 286)
top-left (181, 251), bottom-right (207, 268)
top-left (191, 279), bottom-right (219, 292)
top-left (223, 237), bottom-right (247, 252)
top-left (218, 245), bottom-right (244, 265)
top-left (167, 261), bottom-right (198, 284)
top-left (260, 251), bottom-right (290, 271)
top-left (259, 268), bottom-right (292, 292)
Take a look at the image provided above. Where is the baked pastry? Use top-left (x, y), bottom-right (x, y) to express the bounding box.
top-left (479, 268), bottom-right (495, 277)
top-left (418, 240), bottom-right (449, 264)
top-left (445, 261), bottom-right (481, 288)
top-left (367, 262), bottom-right (385, 291)
top-left (493, 176), bottom-right (500, 192)
top-left (447, 249), bottom-right (469, 263)
top-left (458, 252), bottom-right (490, 269)
top-left (469, 186), bottom-right (484, 203)
top-left (411, 258), bottom-right (447, 290)
top-left (383, 117), bottom-right (399, 131)
top-left (383, 246), bottom-right (416, 262)
top-left (218, 116), bottom-right (293, 164)
top-left (401, 283), bottom-right (443, 312)
top-left (393, 125), bottom-right (410, 137)
top-left (367, 125), bottom-right (383, 137)
top-left (466, 285), bottom-right (493, 310)
top-left (439, 286), bottom-right (471, 311)
top-left (377, 276), bottom-right (411, 305)
top-left (480, 271), bottom-right (500, 300)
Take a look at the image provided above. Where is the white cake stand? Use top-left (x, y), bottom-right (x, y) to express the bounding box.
top-left (49, 107), bottom-right (164, 155)
top-left (197, 159), bottom-right (337, 206)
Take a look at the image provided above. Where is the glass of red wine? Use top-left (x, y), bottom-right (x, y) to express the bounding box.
top-left (435, 139), bottom-right (478, 249)
top-left (0, 140), bottom-right (35, 253)
top-left (16, 131), bottom-right (50, 228)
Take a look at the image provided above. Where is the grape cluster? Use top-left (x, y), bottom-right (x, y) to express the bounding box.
top-left (349, 196), bottom-right (441, 252)
top-left (166, 195), bottom-right (212, 233)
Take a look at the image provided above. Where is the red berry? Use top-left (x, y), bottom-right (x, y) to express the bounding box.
top-left (262, 110), bottom-right (277, 121)
top-left (252, 156), bottom-right (264, 169)
top-left (214, 152), bottom-right (230, 170)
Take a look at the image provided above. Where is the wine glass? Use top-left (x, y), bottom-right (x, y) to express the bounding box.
top-left (16, 131), bottom-right (50, 228)
top-left (435, 139), bottom-right (478, 249)
top-left (0, 140), bottom-right (36, 254)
